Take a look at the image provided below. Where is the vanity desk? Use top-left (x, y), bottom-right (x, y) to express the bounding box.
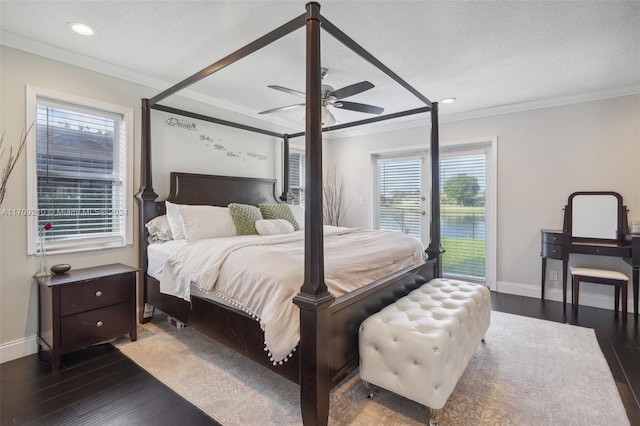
top-left (540, 191), bottom-right (639, 323)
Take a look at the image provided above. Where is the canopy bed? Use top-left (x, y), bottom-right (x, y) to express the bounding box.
top-left (135, 3), bottom-right (443, 425)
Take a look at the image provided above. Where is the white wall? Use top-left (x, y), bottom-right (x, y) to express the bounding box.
top-left (0, 47), bottom-right (279, 362)
top-left (326, 95), bottom-right (640, 308)
top-left (150, 110), bottom-right (277, 199)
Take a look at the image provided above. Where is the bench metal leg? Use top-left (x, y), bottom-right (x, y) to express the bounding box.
top-left (362, 380), bottom-right (374, 400)
top-left (429, 407), bottom-right (440, 426)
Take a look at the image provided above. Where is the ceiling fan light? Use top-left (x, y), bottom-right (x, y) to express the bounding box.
top-left (321, 106), bottom-right (336, 126)
top-left (440, 97), bottom-right (456, 104)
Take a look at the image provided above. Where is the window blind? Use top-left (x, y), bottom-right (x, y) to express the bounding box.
top-left (440, 153), bottom-right (486, 279)
top-left (35, 97), bottom-right (127, 250)
top-left (288, 151), bottom-right (305, 206)
top-left (377, 158), bottom-right (422, 239)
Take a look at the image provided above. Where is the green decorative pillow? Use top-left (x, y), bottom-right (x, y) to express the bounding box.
top-left (228, 203), bottom-right (263, 235)
top-left (259, 204), bottom-right (300, 231)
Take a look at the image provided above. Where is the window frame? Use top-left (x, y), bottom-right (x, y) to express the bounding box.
top-left (25, 86), bottom-right (134, 255)
top-left (373, 152), bottom-right (427, 241)
top-left (370, 137), bottom-right (497, 290)
top-left (287, 145), bottom-right (305, 206)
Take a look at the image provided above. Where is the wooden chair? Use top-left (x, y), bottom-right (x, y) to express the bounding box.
top-left (570, 266), bottom-right (629, 323)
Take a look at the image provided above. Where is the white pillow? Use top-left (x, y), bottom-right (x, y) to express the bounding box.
top-left (255, 219), bottom-right (295, 236)
top-left (179, 205), bottom-right (237, 241)
top-left (145, 215), bottom-right (172, 241)
top-left (288, 205), bottom-right (305, 230)
top-left (165, 201), bottom-right (186, 240)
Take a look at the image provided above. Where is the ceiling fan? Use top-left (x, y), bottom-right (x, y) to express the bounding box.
top-left (258, 68), bottom-right (384, 125)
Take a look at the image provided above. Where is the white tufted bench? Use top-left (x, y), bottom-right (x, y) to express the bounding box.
top-left (358, 278), bottom-right (491, 425)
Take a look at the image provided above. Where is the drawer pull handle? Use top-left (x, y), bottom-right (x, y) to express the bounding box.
top-left (553, 237), bottom-right (558, 241)
top-left (96, 321), bottom-right (103, 328)
top-left (95, 291), bottom-right (103, 297)
top-left (553, 249), bottom-right (558, 253)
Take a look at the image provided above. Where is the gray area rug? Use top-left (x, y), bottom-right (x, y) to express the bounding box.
top-left (115, 311), bottom-right (630, 425)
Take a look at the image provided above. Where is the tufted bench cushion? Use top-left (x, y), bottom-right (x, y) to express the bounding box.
top-left (358, 278), bottom-right (491, 411)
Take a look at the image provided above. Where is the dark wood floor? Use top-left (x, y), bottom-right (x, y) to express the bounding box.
top-left (0, 343), bottom-right (218, 425)
top-left (1, 292), bottom-right (638, 425)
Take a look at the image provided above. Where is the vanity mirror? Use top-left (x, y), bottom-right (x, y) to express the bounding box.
top-left (541, 190), bottom-right (639, 324)
top-left (566, 191), bottom-right (626, 242)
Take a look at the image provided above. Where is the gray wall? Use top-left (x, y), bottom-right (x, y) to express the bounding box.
top-left (1, 44), bottom-right (638, 362)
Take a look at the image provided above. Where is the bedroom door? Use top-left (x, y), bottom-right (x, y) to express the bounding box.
top-left (374, 143), bottom-right (493, 286)
top-left (374, 154), bottom-right (430, 244)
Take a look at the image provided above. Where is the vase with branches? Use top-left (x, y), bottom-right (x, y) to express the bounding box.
top-left (35, 222), bottom-right (53, 277)
top-left (0, 124), bottom-right (33, 206)
top-left (323, 166), bottom-right (351, 226)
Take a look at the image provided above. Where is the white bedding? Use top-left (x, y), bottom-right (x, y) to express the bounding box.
top-left (147, 239), bottom-right (187, 280)
top-left (159, 226), bottom-right (424, 363)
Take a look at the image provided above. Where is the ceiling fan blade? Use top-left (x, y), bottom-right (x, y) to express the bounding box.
top-left (258, 103), bottom-right (305, 115)
top-left (334, 101), bottom-right (384, 115)
top-left (328, 81), bottom-right (374, 99)
top-left (268, 85), bottom-right (306, 98)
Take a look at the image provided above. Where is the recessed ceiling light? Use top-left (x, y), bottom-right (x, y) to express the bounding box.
top-left (67, 22), bottom-right (96, 36)
top-left (440, 97), bottom-right (456, 104)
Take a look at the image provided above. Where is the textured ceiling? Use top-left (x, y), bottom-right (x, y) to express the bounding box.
top-left (1, 0), bottom-right (639, 132)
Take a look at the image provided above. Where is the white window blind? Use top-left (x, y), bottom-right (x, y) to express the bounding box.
top-left (288, 151), bottom-right (305, 206)
top-left (35, 96), bottom-right (127, 252)
top-left (440, 153), bottom-right (486, 279)
top-left (377, 157), bottom-right (422, 239)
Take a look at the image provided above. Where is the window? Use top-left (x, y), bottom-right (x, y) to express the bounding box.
top-left (26, 87), bottom-right (133, 254)
top-left (372, 138), bottom-right (497, 289)
top-left (440, 152), bottom-right (487, 280)
top-left (288, 150), bottom-right (305, 206)
top-left (376, 156), bottom-right (423, 240)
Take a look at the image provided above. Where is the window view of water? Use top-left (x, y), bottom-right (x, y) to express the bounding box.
top-left (442, 212), bottom-right (485, 239)
top-left (376, 152), bottom-right (488, 281)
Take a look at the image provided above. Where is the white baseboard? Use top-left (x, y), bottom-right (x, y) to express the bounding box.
top-left (0, 335), bottom-right (38, 364)
top-left (497, 281), bottom-right (633, 311)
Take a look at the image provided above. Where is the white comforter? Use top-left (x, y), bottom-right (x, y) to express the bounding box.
top-left (160, 226), bottom-right (424, 362)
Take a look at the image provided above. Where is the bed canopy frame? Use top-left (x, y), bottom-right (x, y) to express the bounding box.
top-left (136, 3), bottom-right (443, 425)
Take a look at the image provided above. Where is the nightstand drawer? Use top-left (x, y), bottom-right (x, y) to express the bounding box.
top-left (542, 243), bottom-right (566, 259)
top-left (542, 232), bottom-right (566, 244)
top-left (60, 275), bottom-right (130, 316)
top-left (60, 302), bottom-right (131, 350)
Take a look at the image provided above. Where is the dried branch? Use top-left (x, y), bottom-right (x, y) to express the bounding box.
top-left (0, 124), bottom-right (33, 206)
top-left (323, 165), bottom-right (351, 226)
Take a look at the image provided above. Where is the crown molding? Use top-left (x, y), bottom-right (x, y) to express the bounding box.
top-left (326, 84), bottom-right (640, 140)
top-left (0, 31), bottom-right (299, 135)
top-left (441, 85), bottom-right (640, 123)
top-left (3, 31), bottom-right (638, 141)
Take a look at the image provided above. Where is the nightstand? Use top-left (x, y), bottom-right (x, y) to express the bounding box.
top-left (36, 263), bottom-right (138, 369)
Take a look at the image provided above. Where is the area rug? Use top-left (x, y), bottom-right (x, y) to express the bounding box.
top-left (115, 311), bottom-right (630, 425)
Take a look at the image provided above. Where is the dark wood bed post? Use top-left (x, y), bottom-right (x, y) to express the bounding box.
top-left (293, 3), bottom-right (334, 426)
top-left (425, 102), bottom-right (444, 277)
top-left (135, 98), bottom-right (159, 322)
top-left (280, 134), bottom-right (290, 202)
